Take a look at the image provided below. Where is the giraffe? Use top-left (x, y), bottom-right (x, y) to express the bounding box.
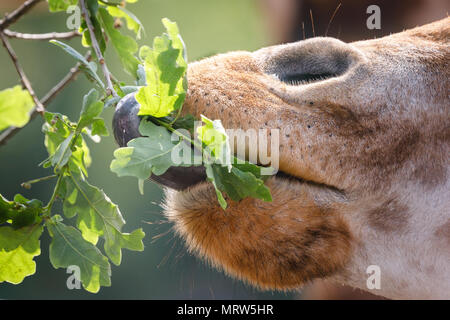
top-left (126, 18), bottom-right (449, 299)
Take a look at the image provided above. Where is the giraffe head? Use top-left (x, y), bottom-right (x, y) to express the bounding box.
top-left (120, 18), bottom-right (450, 299)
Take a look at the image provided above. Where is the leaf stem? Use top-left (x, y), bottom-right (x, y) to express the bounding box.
top-left (3, 29), bottom-right (81, 41)
top-left (153, 118), bottom-right (202, 150)
top-left (22, 174), bottom-right (57, 187)
top-left (44, 171), bottom-right (65, 213)
top-left (169, 105), bottom-right (183, 126)
top-left (152, 117), bottom-right (219, 167)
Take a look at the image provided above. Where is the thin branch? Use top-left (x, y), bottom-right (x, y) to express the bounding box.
top-left (0, 0), bottom-right (43, 31)
top-left (0, 53), bottom-right (91, 147)
top-left (42, 55), bottom-right (90, 103)
top-left (79, 0), bottom-right (119, 98)
top-left (3, 29), bottom-right (81, 40)
top-left (21, 174), bottom-right (57, 188)
top-left (0, 31), bottom-right (45, 114)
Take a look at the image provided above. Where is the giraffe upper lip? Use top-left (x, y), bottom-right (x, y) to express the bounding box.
top-left (111, 93), bottom-right (328, 192)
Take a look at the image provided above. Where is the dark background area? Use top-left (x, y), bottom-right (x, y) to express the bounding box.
top-left (1, 0), bottom-right (448, 300)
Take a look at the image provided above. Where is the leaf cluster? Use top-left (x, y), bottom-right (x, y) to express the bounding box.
top-left (1, 0), bottom-right (146, 293)
top-left (110, 20), bottom-right (273, 209)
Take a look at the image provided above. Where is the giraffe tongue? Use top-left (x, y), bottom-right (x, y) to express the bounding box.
top-left (150, 166), bottom-right (206, 191)
top-left (112, 93), bottom-right (206, 191)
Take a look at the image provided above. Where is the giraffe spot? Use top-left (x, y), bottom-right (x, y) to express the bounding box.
top-left (367, 198), bottom-right (409, 232)
top-left (412, 162), bottom-right (447, 189)
top-left (434, 220), bottom-right (450, 245)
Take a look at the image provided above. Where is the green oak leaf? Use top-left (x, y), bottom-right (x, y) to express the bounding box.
top-left (196, 115), bottom-right (272, 209)
top-left (91, 118), bottom-right (109, 137)
top-left (77, 89), bottom-right (104, 130)
top-left (136, 19), bottom-right (187, 117)
top-left (110, 120), bottom-right (187, 180)
top-left (60, 171), bottom-right (145, 265)
top-left (107, 17), bottom-right (273, 210)
top-left (77, 89), bottom-right (108, 140)
top-left (98, 7), bottom-right (139, 76)
top-left (43, 112), bottom-right (92, 176)
top-left (208, 164), bottom-right (272, 204)
top-left (136, 64), bottom-right (146, 86)
top-left (205, 163), bottom-right (272, 210)
top-left (48, 0), bottom-right (78, 12)
top-left (205, 164), bottom-right (228, 209)
top-left (10, 195), bottom-right (43, 229)
top-left (96, 0), bottom-right (137, 5)
top-left (69, 134), bottom-right (92, 175)
top-left (196, 114), bottom-right (272, 209)
top-left (0, 194), bottom-right (14, 224)
top-left (107, 6), bottom-right (144, 39)
top-left (50, 40), bottom-right (105, 90)
top-left (0, 225), bottom-right (43, 284)
top-left (197, 115), bottom-right (232, 170)
top-left (51, 132), bottom-right (74, 169)
top-left (0, 194), bottom-right (43, 229)
top-left (162, 18), bottom-right (188, 69)
top-left (47, 218), bottom-right (111, 293)
top-left (171, 114), bottom-right (195, 132)
top-left (0, 86), bottom-right (34, 130)
top-left (119, 86), bottom-right (139, 95)
top-left (104, 96), bottom-right (122, 109)
top-left (233, 160), bottom-right (274, 181)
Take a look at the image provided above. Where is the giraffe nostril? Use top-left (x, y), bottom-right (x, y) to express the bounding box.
top-left (259, 37), bottom-right (360, 86)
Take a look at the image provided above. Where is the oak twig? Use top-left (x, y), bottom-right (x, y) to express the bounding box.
top-left (79, 0), bottom-right (119, 98)
top-left (0, 53), bottom-right (92, 147)
top-left (0, 0), bottom-right (108, 147)
top-left (0, 31), bottom-right (45, 114)
top-left (0, 0), bottom-right (43, 31)
top-left (3, 29), bottom-right (81, 40)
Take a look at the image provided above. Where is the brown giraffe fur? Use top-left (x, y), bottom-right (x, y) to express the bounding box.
top-left (163, 18), bottom-right (450, 299)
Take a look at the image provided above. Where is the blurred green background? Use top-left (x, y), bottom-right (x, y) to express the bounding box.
top-left (0, 0), bottom-right (295, 299)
